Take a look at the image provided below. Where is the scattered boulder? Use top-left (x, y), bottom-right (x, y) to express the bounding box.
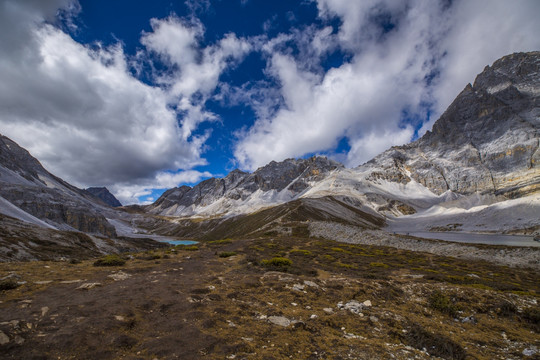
top-left (337, 300), bottom-right (372, 315)
top-left (523, 347), bottom-right (537, 357)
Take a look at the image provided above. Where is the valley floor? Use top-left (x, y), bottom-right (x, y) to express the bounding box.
top-left (0, 236), bottom-right (538, 359)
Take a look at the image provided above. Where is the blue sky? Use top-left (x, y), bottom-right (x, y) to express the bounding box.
top-left (0, 0), bottom-right (539, 204)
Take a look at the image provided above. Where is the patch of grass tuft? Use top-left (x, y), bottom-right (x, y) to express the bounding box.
top-left (176, 245), bottom-right (199, 251)
top-left (289, 249), bottom-right (312, 256)
top-left (335, 261), bottom-right (358, 269)
top-left (369, 262), bottom-right (389, 268)
top-left (93, 254), bottom-right (126, 267)
top-left (208, 239), bottom-right (232, 245)
top-left (261, 257), bottom-right (292, 270)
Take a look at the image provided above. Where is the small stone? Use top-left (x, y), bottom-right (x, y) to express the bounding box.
top-left (323, 308), bottom-right (333, 314)
top-left (108, 271), bottom-right (131, 281)
top-left (291, 302), bottom-right (298, 306)
top-left (461, 316), bottom-right (477, 324)
top-left (303, 280), bottom-right (319, 288)
top-left (13, 336), bottom-right (24, 345)
top-left (34, 281), bottom-right (52, 285)
top-left (9, 320), bottom-right (20, 328)
top-left (268, 316), bottom-right (291, 327)
top-left (114, 315), bottom-right (125, 321)
top-left (76, 282), bottom-right (102, 290)
top-left (523, 347), bottom-right (537, 357)
top-left (41, 307), bottom-right (49, 317)
top-left (363, 300), bottom-right (372, 307)
top-left (60, 280), bottom-right (83, 284)
top-left (0, 331), bottom-right (9, 345)
top-left (292, 284), bottom-right (305, 292)
top-left (310, 314), bottom-right (318, 319)
top-left (369, 316), bottom-right (379, 323)
top-left (1, 273), bottom-right (20, 281)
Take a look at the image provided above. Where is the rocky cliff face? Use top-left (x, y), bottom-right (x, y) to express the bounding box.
top-left (0, 135), bottom-right (117, 237)
top-left (149, 156), bottom-right (342, 217)
top-left (86, 187), bottom-right (122, 207)
top-left (366, 52), bottom-right (539, 197)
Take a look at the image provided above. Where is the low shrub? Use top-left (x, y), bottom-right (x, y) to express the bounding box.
top-left (497, 300), bottom-right (517, 317)
top-left (0, 279), bottom-right (20, 291)
top-left (93, 254), bottom-right (126, 267)
top-left (522, 307), bottom-right (540, 332)
top-left (428, 290), bottom-right (459, 317)
top-left (218, 251), bottom-right (237, 258)
top-left (402, 323), bottom-right (467, 360)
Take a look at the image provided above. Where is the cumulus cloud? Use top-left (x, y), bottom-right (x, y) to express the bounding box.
top-left (0, 0), bottom-right (250, 203)
top-left (142, 16), bottom-right (251, 139)
top-left (234, 0), bottom-right (540, 169)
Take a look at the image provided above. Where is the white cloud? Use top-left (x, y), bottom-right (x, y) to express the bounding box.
top-left (142, 16), bottom-right (251, 139)
top-left (0, 1), bottom-right (251, 204)
top-left (234, 0), bottom-right (540, 169)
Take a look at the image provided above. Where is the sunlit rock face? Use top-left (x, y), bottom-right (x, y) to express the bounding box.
top-left (367, 51), bottom-right (539, 197)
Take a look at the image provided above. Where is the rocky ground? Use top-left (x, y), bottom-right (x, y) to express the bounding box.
top-left (0, 236), bottom-right (539, 359)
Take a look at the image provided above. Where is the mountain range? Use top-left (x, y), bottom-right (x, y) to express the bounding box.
top-left (0, 51), bottom-right (538, 260)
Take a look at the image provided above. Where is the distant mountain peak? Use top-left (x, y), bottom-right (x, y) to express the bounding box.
top-left (85, 187), bottom-right (122, 207)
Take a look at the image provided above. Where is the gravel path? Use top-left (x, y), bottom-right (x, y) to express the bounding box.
top-left (309, 221), bottom-right (540, 269)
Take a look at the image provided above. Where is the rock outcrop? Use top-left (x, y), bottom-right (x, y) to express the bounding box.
top-left (0, 135), bottom-right (117, 237)
top-left (86, 187), bottom-right (122, 207)
top-left (366, 52), bottom-right (539, 197)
